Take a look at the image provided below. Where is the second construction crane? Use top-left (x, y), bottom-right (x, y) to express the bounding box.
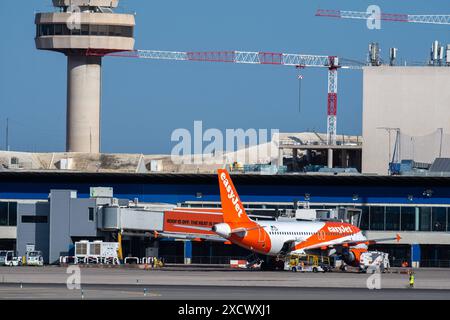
top-left (90, 49), bottom-right (363, 167)
top-left (316, 9), bottom-right (450, 25)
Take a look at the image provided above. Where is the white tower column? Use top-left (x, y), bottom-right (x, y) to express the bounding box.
top-left (66, 55), bottom-right (101, 153)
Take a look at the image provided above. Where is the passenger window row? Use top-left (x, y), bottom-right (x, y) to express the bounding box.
top-left (268, 231), bottom-right (353, 236)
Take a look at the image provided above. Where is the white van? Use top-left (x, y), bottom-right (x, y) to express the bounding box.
top-left (26, 251), bottom-right (44, 266)
top-left (0, 250), bottom-right (16, 266)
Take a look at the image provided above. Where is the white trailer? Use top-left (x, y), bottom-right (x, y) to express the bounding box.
top-left (74, 240), bottom-right (119, 264)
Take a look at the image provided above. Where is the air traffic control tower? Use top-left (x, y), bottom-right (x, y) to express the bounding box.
top-left (35, 0), bottom-right (135, 153)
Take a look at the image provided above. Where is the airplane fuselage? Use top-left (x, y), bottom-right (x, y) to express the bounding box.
top-left (227, 219), bottom-right (367, 256)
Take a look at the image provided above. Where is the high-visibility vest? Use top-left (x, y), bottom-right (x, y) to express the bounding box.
top-left (410, 275), bottom-right (415, 284)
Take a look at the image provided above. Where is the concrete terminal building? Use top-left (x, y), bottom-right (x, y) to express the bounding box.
top-left (1, 172), bottom-right (449, 266)
top-left (362, 66), bottom-right (450, 175)
top-left (35, 0), bottom-right (135, 153)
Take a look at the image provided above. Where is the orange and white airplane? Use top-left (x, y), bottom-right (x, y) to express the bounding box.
top-left (211, 169), bottom-right (401, 267)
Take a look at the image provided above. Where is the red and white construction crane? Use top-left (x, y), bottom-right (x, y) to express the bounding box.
top-left (89, 49), bottom-right (362, 165)
top-left (316, 9), bottom-right (450, 25)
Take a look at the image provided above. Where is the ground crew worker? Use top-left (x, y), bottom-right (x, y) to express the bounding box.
top-left (149, 256), bottom-right (154, 268)
top-left (409, 271), bottom-right (415, 288)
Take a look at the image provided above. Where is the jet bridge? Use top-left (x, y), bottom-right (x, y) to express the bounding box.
top-left (99, 204), bottom-right (176, 232)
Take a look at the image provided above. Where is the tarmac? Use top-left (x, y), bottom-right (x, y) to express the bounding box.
top-left (0, 266), bottom-right (449, 299)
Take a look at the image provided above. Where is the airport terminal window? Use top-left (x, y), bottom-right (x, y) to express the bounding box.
top-left (419, 207), bottom-right (431, 231)
top-left (88, 208), bottom-right (95, 222)
top-left (357, 206), bottom-right (370, 230)
top-left (0, 202), bottom-right (16, 226)
top-left (400, 207), bottom-right (415, 231)
top-left (385, 206), bottom-right (400, 231)
top-left (432, 207), bottom-right (446, 232)
top-left (21, 216), bottom-right (48, 223)
top-left (37, 24), bottom-right (134, 38)
top-left (448, 209), bottom-right (450, 232)
top-left (0, 203), bottom-right (7, 226)
top-left (8, 202), bottom-right (17, 226)
top-left (369, 206), bottom-right (385, 230)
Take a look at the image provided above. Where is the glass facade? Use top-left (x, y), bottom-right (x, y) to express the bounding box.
top-left (357, 205), bottom-right (449, 232)
top-left (358, 206), bottom-right (370, 230)
top-left (36, 24), bottom-right (134, 38)
top-left (419, 207), bottom-right (432, 231)
top-left (400, 207), bottom-right (415, 231)
top-left (182, 201), bottom-right (450, 233)
top-left (0, 202), bottom-right (18, 226)
top-left (370, 206), bottom-right (385, 230)
top-left (448, 210), bottom-right (450, 232)
top-left (385, 206), bottom-right (400, 231)
top-left (432, 207), bottom-right (446, 231)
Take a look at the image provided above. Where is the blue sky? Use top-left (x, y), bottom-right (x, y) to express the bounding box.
top-left (1, 0), bottom-right (450, 153)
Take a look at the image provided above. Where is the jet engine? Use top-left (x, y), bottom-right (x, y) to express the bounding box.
top-left (341, 248), bottom-right (364, 267)
top-left (212, 223), bottom-right (232, 238)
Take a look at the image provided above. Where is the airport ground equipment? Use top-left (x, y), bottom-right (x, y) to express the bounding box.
top-left (89, 49), bottom-right (363, 167)
top-left (0, 251), bottom-right (19, 266)
top-left (284, 254), bottom-right (331, 273)
top-left (73, 240), bottom-right (120, 264)
top-left (26, 251), bottom-right (44, 266)
top-left (359, 251), bottom-right (390, 273)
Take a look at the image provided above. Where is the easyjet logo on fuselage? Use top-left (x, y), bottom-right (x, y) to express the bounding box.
top-left (327, 225), bottom-right (353, 234)
top-left (220, 172), bottom-right (243, 218)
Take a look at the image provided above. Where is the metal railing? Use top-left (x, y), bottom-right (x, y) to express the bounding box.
top-left (279, 139), bottom-right (362, 147)
top-left (161, 255), bottom-right (248, 265)
top-left (420, 260), bottom-right (450, 268)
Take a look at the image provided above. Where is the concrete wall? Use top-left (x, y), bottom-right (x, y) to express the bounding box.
top-left (48, 190), bottom-right (99, 263)
top-left (49, 190), bottom-right (74, 263)
top-left (69, 198), bottom-right (98, 236)
top-left (16, 202), bottom-right (50, 263)
top-left (362, 67), bottom-right (450, 174)
top-left (0, 227), bottom-right (16, 239)
top-left (66, 55), bottom-right (101, 153)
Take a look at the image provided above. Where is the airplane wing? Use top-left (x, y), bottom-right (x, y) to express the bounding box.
top-left (330, 234), bottom-right (402, 248)
top-left (300, 234), bottom-right (402, 251)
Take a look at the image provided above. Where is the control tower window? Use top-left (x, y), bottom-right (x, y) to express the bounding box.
top-left (36, 24), bottom-right (134, 38)
top-left (98, 25), bottom-right (108, 36)
top-left (54, 24), bottom-right (63, 35)
top-left (71, 27), bottom-right (81, 36)
top-left (81, 25), bottom-right (90, 36)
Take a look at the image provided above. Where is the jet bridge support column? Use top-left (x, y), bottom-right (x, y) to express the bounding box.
top-left (184, 240), bottom-right (192, 264)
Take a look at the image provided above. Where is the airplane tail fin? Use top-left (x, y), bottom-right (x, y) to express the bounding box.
top-left (218, 169), bottom-right (253, 224)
